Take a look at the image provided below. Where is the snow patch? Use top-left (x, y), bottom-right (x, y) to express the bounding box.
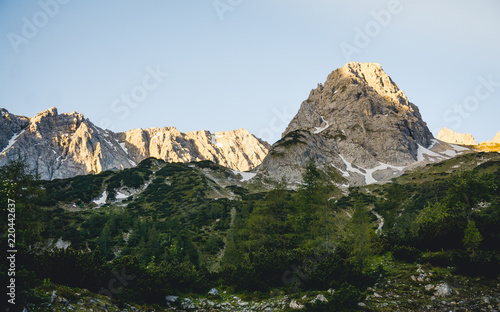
top-left (451, 144), bottom-right (469, 152)
top-left (216, 143), bottom-right (224, 148)
top-left (332, 163), bottom-right (350, 178)
top-left (232, 170), bottom-right (257, 182)
top-left (338, 154), bottom-right (405, 185)
top-left (93, 191), bottom-right (107, 205)
top-left (441, 150), bottom-right (457, 157)
top-left (417, 144), bottom-right (447, 161)
top-left (429, 139), bottom-right (439, 149)
top-left (314, 116), bottom-right (330, 134)
top-left (119, 142), bottom-right (128, 154)
top-left (338, 154), bottom-right (365, 175)
top-left (210, 133), bottom-right (217, 145)
top-left (1, 129), bottom-right (26, 155)
top-left (115, 192), bottom-right (128, 199)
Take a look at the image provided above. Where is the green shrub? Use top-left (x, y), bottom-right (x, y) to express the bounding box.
top-left (392, 245), bottom-right (422, 263)
top-left (420, 250), bottom-right (454, 267)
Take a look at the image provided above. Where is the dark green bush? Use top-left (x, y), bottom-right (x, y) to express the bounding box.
top-left (392, 245), bottom-right (422, 263)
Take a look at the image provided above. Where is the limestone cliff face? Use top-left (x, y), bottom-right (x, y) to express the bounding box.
top-left (437, 127), bottom-right (477, 145)
top-left (0, 107), bottom-right (269, 180)
top-left (116, 127), bottom-right (270, 172)
top-left (257, 62), bottom-right (440, 185)
top-left (491, 131), bottom-right (500, 144)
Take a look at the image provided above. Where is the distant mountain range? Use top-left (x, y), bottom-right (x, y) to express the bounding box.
top-left (1, 62), bottom-right (498, 184)
top-left (0, 107), bottom-right (269, 180)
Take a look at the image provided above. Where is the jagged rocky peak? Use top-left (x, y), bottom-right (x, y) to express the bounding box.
top-left (493, 131), bottom-right (500, 144)
top-left (117, 127), bottom-right (270, 172)
top-left (436, 127), bottom-right (477, 146)
top-left (258, 62), bottom-right (441, 185)
top-left (0, 107), bottom-right (270, 180)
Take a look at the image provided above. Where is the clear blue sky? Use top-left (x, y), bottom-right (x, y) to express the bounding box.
top-left (1, 0), bottom-right (499, 144)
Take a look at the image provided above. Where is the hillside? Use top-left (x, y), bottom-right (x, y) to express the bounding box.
top-left (2, 150), bottom-right (499, 311)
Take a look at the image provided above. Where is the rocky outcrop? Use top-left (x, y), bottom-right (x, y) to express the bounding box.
top-left (257, 62), bottom-right (443, 185)
top-left (117, 127), bottom-right (269, 173)
top-left (437, 127), bottom-right (477, 145)
top-left (0, 107), bottom-right (269, 180)
top-left (493, 131), bottom-right (500, 144)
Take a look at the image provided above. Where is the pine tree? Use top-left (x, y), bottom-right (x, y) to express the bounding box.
top-left (347, 201), bottom-right (375, 269)
top-left (463, 220), bottom-right (482, 259)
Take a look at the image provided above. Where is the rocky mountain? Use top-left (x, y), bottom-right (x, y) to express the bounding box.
top-left (437, 127), bottom-right (477, 145)
top-left (0, 107), bottom-right (269, 180)
top-left (493, 131), bottom-right (500, 144)
top-left (257, 62), bottom-right (467, 185)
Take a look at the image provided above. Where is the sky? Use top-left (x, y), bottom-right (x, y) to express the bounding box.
top-left (1, 0), bottom-right (499, 144)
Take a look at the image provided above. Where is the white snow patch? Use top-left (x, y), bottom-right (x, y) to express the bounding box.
top-left (1, 129), bottom-right (26, 155)
top-left (332, 163), bottom-right (350, 178)
top-left (210, 133), bottom-right (217, 145)
top-left (417, 144), bottom-right (447, 161)
top-left (93, 191), bottom-right (107, 205)
top-left (216, 143), bottom-right (224, 148)
top-left (338, 154), bottom-right (405, 185)
top-left (314, 116), bottom-right (330, 134)
top-left (364, 162), bottom-right (406, 184)
top-left (232, 170), bottom-right (257, 182)
top-left (119, 142), bottom-right (128, 154)
top-left (115, 192), bottom-right (128, 199)
top-left (429, 139), bottom-right (439, 149)
top-left (338, 154), bottom-right (365, 175)
top-left (104, 138), bottom-right (117, 150)
top-left (451, 144), bottom-right (469, 152)
top-left (441, 150), bottom-right (457, 157)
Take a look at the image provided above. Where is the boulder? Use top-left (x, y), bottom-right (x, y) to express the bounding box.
top-left (434, 283), bottom-right (453, 297)
top-left (290, 299), bottom-right (305, 309)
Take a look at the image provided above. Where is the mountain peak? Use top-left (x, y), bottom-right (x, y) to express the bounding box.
top-left (35, 106), bottom-right (58, 117)
top-left (259, 62), bottom-right (436, 185)
top-left (437, 127), bottom-right (477, 145)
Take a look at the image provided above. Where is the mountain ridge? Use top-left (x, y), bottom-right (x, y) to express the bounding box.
top-left (0, 107), bottom-right (270, 180)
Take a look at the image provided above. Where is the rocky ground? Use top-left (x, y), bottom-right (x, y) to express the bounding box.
top-left (22, 253), bottom-right (500, 312)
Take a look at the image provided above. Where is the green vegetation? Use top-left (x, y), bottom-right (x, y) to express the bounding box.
top-left (1, 152), bottom-right (500, 310)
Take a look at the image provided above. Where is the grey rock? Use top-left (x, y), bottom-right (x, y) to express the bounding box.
top-left (208, 288), bottom-right (219, 296)
top-left (425, 284), bottom-right (435, 291)
top-left (165, 295), bottom-right (178, 304)
top-left (50, 290), bottom-right (57, 303)
top-left (434, 283), bottom-right (453, 297)
top-left (310, 294), bottom-right (328, 303)
top-left (289, 299), bottom-right (305, 309)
